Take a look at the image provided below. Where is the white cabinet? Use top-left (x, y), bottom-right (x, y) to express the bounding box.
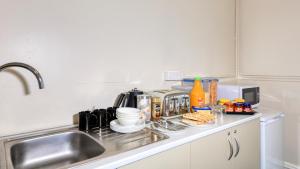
top-left (118, 144), bottom-right (190, 169)
top-left (190, 128), bottom-right (233, 169)
top-left (232, 119), bottom-right (260, 169)
top-left (119, 119), bottom-right (260, 169)
top-left (190, 119), bottom-right (260, 169)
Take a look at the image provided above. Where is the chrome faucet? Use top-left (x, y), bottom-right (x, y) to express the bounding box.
top-left (0, 62), bottom-right (44, 89)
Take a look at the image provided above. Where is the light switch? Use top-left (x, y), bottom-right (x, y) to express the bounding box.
top-left (164, 71), bottom-right (183, 81)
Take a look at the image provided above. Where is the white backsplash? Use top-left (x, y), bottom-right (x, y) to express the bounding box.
top-left (0, 0), bottom-right (236, 136)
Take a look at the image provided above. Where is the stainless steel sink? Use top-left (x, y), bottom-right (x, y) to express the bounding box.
top-left (5, 131), bottom-right (105, 169)
top-left (0, 127), bottom-right (168, 169)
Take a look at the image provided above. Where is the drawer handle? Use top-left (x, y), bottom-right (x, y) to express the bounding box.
top-left (234, 137), bottom-right (240, 157)
top-left (228, 139), bottom-right (233, 160)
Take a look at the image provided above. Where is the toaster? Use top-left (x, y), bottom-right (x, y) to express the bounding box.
top-left (147, 90), bottom-right (190, 118)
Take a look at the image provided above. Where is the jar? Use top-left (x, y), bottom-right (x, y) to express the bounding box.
top-left (151, 97), bottom-right (161, 121)
top-left (234, 102), bottom-right (244, 113)
top-left (202, 79), bottom-right (210, 106)
top-left (218, 98), bottom-right (230, 105)
top-left (224, 102), bottom-right (234, 112)
top-left (209, 79), bottom-right (218, 106)
top-left (137, 95), bottom-right (151, 122)
top-left (243, 102), bottom-right (252, 112)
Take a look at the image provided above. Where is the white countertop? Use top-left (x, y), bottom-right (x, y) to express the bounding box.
top-left (72, 113), bottom-right (262, 169)
top-left (255, 107), bottom-right (284, 122)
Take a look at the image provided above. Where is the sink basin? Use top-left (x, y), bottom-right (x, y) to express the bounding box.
top-left (0, 127), bottom-right (169, 169)
top-left (5, 131), bottom-right (105, 169)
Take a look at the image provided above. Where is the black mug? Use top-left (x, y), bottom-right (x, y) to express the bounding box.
top-left (79, 111), bottom-right (91, 131)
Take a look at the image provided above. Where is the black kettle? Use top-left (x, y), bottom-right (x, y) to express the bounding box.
top-left (113, 88), bottom-right (144, 108)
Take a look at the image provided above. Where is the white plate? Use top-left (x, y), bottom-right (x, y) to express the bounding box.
top-left (118, 117), bottom-right (140, 126)
top-left (110, 119), bottom-right (145, 133)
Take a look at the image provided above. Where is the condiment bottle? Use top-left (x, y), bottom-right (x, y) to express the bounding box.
top-left (189, 76), bottom-right (205, 112)
top-left (243, 102), bottom-right (252, 112)
top-left (218, 98), bottom-right (230, 105)
top-left (234, 102), bottom-right (244, 113)
top-left (151, 97), bottom-right (161, 121)
top-left (224, 102), bottom-right (234, 112)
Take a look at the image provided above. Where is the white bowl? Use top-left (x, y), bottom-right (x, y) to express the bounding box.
top-left (116, 113), bottom-right (140, 118)
top-left (117, 115), bottom-right (140, 120)
top-left (117, 107), bottom-right (140, 116)
top-left (118, 117), bottom-right (140, 126)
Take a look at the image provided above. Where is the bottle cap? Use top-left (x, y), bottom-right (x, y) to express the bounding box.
top-left (194, 75), bottom-right (201, 80)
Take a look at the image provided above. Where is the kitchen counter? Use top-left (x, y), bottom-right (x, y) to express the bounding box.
top-left (71, 113), bottom-right (261, 169)
top-left (256, 107), bottom-right (284, 122)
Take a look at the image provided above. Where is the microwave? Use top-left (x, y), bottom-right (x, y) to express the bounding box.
top-left (218, 84), bottom-right (260, 108)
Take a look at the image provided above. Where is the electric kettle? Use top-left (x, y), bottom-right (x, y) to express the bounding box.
top-left (113, 88), bottom-right (144, 108)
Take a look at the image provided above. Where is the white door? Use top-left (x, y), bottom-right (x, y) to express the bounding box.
top-left (232, 119), bottom-right (260, 169)
top-left (119, 144), bottom-right (190, 169)
top-left (190, 129), bottom-right (233, 169)
top-left (261, 115), bottom-right (284, 169)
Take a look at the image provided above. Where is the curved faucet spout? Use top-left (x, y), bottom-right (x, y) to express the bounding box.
top-left (0, 62), bottom-right (44, 89)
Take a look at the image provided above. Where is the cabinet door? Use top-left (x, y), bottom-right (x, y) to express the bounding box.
top-left (232, 119), bottom-right (260, 169)
top-left (190, 129), bottom-right (233, 169)
top-left (118, 144), bottom-right (190, 169)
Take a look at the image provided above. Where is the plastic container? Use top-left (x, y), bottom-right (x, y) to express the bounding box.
top-left (181, 77), bottom-right (218, 86)
top-left (137, 95), bottom-right (151, 122)
top-left (173, 77), bottom-right (219, 106)
top-left (202, 79), bottom-right (210, 106)
top-left (192, 106), bottom-right (211, 112)
top-left (209, 79), bottom-right (218, 105)
top-left (189, 76), bottom-right (205, 111)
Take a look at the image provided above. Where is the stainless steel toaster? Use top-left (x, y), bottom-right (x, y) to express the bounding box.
top-left (147, 90), bottom-right (190, 118)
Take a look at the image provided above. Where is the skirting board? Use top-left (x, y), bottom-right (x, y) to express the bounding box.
top-left (285, 162), bottom-right (300, 169)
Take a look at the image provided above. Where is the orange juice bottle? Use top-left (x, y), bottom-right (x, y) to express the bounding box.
top-left (189, 76), bottom-right (205, 112)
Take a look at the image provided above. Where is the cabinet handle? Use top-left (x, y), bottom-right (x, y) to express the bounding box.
top-left (227, 139), bottom-right (233, 160)
top-left (234, 137), bottom-right (240, 157)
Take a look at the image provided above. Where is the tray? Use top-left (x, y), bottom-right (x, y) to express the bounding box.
top-left (225, 111), bottom-right (257, 115)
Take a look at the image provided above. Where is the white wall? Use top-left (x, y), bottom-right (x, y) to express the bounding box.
top-left (0, 0), bottom-right (236, 136)
top-left (239, 0), bottom-right (300, 77)
top-left (238, 0), bottom-right (300, 167)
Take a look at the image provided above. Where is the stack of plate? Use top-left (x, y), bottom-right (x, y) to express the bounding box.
top-left (110, 107), bottom-right (145, 133)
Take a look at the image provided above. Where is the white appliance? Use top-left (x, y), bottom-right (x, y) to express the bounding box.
top-left (259, 107), bottom-right (284, 169)
top-left (218, 83), bottom-right (260, 108)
